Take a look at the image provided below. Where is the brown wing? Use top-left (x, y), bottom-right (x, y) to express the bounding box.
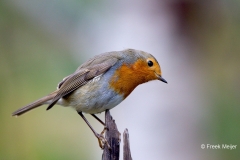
top-left (46, 57), bottom-right (119, 110)
top-left (58, 51), bottom-right (121, 89)
top-left (76, 51), bottom-right (120, 71)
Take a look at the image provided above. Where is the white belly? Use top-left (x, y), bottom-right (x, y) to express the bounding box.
top-left (57, 75), bottom-right (124, 114)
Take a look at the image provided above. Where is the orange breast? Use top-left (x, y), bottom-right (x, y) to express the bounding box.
top-left (109, 59), bottom-right (157, 98)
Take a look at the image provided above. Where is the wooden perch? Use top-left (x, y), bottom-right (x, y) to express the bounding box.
top-left (123, 129), bottom-right (132, 160)
top-left (102, 110), bottom-right (132, 160)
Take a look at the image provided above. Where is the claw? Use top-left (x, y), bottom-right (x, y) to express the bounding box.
top-left (95, 133), bottom-right (111, 149)
top-left (78, 112), bottom-right (111, 149)
top-left (100, 126), bottom-right (108, 135)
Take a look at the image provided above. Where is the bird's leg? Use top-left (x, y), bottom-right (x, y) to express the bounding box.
top-left (91, 114), bottom-right (105, 126)
top-left (91, 114), bottom-right (108, 135)
top-left (78, 112), bottom-right (110, 149)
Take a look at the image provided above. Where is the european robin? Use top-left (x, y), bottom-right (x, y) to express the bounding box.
top-left (12, 48), bottom-right (167, 148)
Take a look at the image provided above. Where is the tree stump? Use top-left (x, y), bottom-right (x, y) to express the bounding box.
top-left (102, 110), bottom-right (132, 160)
top-left (102, 110), bottom-right (121, 160)
top-left (123, 129), bottom-right (132, 160)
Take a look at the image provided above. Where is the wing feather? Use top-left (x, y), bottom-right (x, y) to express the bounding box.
top-left (46, 57), bottom-right (118, 110)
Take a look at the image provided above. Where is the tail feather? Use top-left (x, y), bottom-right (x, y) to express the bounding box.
top-left (12, 92), bottom-right (57, 116)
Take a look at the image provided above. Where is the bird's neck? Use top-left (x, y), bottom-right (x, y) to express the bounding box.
top-left (109, 61), bottom-right (153, 98)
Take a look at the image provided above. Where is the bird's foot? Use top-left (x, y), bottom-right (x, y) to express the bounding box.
top-left (100, 126), bottom-right (108, 135)
top-left (95, 132), bottom-right (111, 150)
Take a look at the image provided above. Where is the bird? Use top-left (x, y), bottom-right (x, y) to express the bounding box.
top-left (12, 48), bottom-right (167, 149)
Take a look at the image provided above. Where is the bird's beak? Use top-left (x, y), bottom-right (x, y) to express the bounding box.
top-left (158, 75), bottom-right (168, 84)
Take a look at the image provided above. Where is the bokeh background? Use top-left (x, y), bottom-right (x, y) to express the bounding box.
top-left (1, 0), bottom-right (240, 159)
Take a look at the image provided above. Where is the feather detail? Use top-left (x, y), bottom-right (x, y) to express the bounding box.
top-left (46, 57), bottom-right (119, 110)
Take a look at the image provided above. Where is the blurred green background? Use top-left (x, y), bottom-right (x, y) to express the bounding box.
top-left (1, 0), bottom-right (240, 159)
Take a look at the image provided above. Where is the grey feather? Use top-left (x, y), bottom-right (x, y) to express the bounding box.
top-left (46, 57), bottom-right (119, 110)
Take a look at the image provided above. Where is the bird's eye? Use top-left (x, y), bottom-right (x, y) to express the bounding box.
top-left (148, 60), bottom-right (153, 67)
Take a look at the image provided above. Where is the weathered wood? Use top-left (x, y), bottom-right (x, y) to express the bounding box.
top-left (123, 129), bottom-right (132, 160)
top-left (102, 110), bottom-right (121, 160)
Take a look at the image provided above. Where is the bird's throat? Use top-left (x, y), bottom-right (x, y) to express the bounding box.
top-left (109, 60), bottom-right (154, 98)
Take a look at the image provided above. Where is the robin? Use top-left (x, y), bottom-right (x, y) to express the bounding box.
top-left (12, 48), bottom-right (167, 148)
